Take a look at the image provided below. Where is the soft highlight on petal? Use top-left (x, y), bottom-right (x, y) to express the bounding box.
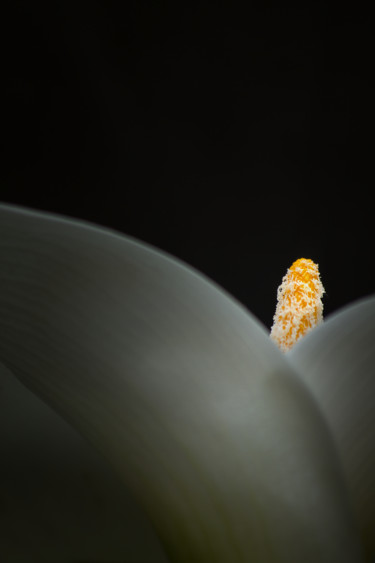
top-left (288, 296), bottom-right (375, 560)
top-left (0, 204), bottom-right (362, 562)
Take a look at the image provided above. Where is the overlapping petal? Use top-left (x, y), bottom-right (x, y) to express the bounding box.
top-left (0, 361), bottom-right (167, 562)
top-left (288, 296), bottom-right (375, 560)
top-left (0, 204), bottom-right (363, 562)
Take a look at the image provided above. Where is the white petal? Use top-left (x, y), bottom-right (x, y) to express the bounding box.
top-left (288, 296), bottom-right (375, 559)
top-left (0, 204), bottom-right (362, 562)
top-left (0, 362), bottom-right (168, 562)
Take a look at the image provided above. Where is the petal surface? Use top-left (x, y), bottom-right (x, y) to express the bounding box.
top-left (0, 204), bottom-right (362, 562)
top-left (288, 296), bottom-right (375, 560)
top-left (0, 361), bottom-right (168, 562)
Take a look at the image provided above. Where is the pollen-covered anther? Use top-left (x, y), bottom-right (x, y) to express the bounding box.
top-left (270, 258), bottom-right (325, 352)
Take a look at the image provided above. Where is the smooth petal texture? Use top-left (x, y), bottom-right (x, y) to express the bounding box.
top-left (288, 296), bottom-right (375, 560)
top-left (0, 362), bottom-right (168, 562)
top-left (0, 204), bottom-right (362, 562)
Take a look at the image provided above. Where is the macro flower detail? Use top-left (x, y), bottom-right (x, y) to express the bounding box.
top-left (270, 258), bottom-right (325, 352)
top-left (0, 204), bottom-right (374, 563)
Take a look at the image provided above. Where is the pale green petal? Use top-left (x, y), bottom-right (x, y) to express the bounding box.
top-left (288, 296), bottom-right (375, 560)
top-left (0, 361), bottom-right (168, 562)
top-left (0, 204), bottom-right (362, 562)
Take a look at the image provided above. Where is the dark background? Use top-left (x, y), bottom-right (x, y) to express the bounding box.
top-left (2, 2), bottom-right (374, 328)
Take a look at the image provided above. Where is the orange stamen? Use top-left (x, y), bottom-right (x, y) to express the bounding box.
top-left (270, 258), bottom-right (325, 352)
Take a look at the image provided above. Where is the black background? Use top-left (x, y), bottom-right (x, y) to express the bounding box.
top-left (2, 2), bottom-right (374, 328)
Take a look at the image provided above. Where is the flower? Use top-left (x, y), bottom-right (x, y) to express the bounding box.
top-left (270, 258), bottom-right (325, 352)
top-left (0, 203), bottom-right (374, 562)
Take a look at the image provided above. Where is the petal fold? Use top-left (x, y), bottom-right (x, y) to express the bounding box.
top-left (0, 204), bottom-right (363, 562)
top-left (0, 362), bottom-right (167, 562)
top-left (288, 296), bottom-right (375, 560)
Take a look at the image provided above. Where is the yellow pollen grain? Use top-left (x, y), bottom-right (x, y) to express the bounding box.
top-left (270, 258), bottom-right (325, 352)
